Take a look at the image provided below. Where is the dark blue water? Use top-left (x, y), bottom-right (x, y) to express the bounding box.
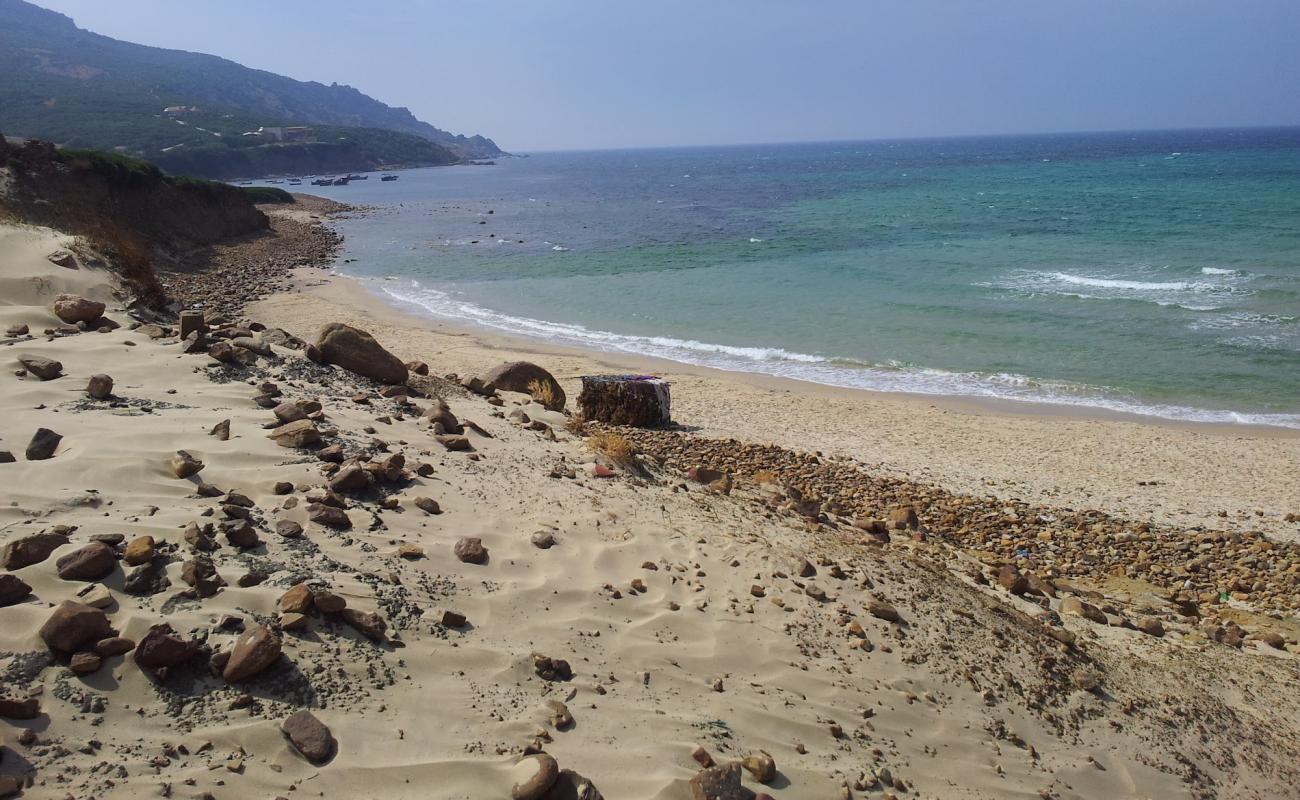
top-left (263, 128), bottom-right (1300, 427)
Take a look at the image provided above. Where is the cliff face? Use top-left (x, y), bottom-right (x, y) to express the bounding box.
top-left (0, 137), bottom-right (270, 304)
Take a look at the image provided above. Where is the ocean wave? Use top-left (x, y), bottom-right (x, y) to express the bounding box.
top-left (1044, 272), bottom-right (1220, 292)
top-left (990, 268), bottom-right (1249, 311)
top-left (372, 279), bottom-right (1300, 430)
top-left (1200, 267), bottom-right (1240, 276)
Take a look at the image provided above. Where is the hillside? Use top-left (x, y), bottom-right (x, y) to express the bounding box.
top-left (0, 0), bottom-right (500, 177)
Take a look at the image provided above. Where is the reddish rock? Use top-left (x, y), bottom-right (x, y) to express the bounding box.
top-left (55, 541), bottom-right (118, 581)
top-left (281, 711), bottom-right (336, 763)
top-left (1, 531), bottom-right (69, 569)
top-left (223, 625), bottom-right (282, 682)
top-left (39, 601), bottom-right (113, 653)
top-left (454, 537), bottom-right (488, 564)
top-left (134, 623), bottom-right (199, 676)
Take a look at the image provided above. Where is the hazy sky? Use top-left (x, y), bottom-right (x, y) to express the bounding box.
top-left (33, 0), bottom-right (1300, 152)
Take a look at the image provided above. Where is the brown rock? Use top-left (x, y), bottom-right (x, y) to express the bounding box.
top-left (39, 601), bottom-right (113, 653)
top-left (279, 583), bottom-right (314, 614)
top-left (440, 609), bottom-right (467, 628)
top-left (70, 651), bottom-right (103, 674)
top-left (313, 591), bottom-right (347, 614)
top-left (480, 361), bottom-right (566, 411)
top-left (997, 565), bottom-right (1028, 595)
top-left (25, 427), bottom-right (62, 460)
top-left (341, 608), bottom-right (387, 641)
top-left (281, 710), bottom-right (336, 764)
top-left (210, 419), bottom-right (231, 440)
top-left (454, 536), bottom-right (488, 564)
top-left (267, 419), bottom-right (321, 448)
top-left (742, 751), bottom-right (777, 784)
top-left (123, 535), bottom-right (155, 566)
top-left (169, 450), bottom-right (205, 478)
top-left (0, 695), bottom-right (40, 719)
top-left (52, 294), bottom-right (105, 324)
top-left (867, 599), bottom-right (901, 623)
top-left (181, 555), bottom-right (226, 597)
top-left (0, 573), bottom-right (32, 606)
top-left (134, 623), bottom-right (198, 675)
top-left (179, 310), bottom-right (207, 340)
top-left (1137, 617), bottom-right (1165, 637)
top-left (315, 323), bottom-right (408, 385)
top-left (688, 762), bottom-right (747, 800)
top-left (539, 770), bottom-right (604, 800)
top-left (87, 373), bottom-right (114, 399)
top-left (55, 541), bottom-right (118, 581)
top-left (94, 637), bottom-right (136, 657)
top-left (1060, 596), bottom-right (1107, 624)
top-left (413, 496), bottom-right (441, 515)
top-left (328, 464), bottom-right (373, 493)
top-left (307, 503), bottom-right (351, 529)
top-left (19, 354), bottom-right (62, 380)
top-left (222, 519), bottom-right (260, 548)
top-left (223, 625), bottom-right (282, 682)
top-left (275, 520), bottom-right (304, 538)
top-left (511, 753), bottom-right (560, 800)
top-left (1, 531), bottom-right (69, 569)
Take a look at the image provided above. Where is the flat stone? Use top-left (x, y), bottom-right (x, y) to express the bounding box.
top-left (55, 541), bottom-right (118, 581)
top-left (275, 520), bottom-right (304, 538)
top-left (94, 637), bottom-right (136, 657)
top-left (313, 591), bottom-right (347, 614)
top-left (341, 608), bottom-right (387, 641)
top-left (223, 624), bottom-right (282, 682)
top-left (70, 651), bottom-right (103, 674)
top-left (267, 419), bottom-right (321, 448)
top-left (19, 355), bottom-right (63, 380)
top-left (413, 496), bottom-right (441, 515)
top-left (73, 582), bottom-right (113, 609)
top-left (25, 427), bottom-right (62, 460)
top-left (1, 531), bottom-right (69, 569)
top-left (281, 711), bottom-right (336, 764)
top-left (279, 583), bottom-right (313, 614)
top-left (0, 696), bottom-right (40, 720)
top-left (123, 535), bottom-right (155, 566)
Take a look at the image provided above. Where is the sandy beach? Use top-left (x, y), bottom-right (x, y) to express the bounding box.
top-left (3, 205), bottom-right (1300, 800)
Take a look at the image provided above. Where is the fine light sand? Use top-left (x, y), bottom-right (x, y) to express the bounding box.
top-left (252, 270), bottom-right (1300, 540)
top-left (3, 218), bottom-right (1299, 800)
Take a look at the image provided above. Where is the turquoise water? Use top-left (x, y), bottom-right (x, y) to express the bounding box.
top-left (266, 129), bottom-right (1300, 427)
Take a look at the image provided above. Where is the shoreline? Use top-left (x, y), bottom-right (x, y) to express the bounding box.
top-left (250, 262), bottom-right (1300, 539)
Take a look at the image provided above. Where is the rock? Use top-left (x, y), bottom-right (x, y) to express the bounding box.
top-left (887, 507), bottom-right (919, 530)
top-left (280, 612), bottom-right (309, 631)
top-left (273, 401), bottom-right (309, 423)
top-left (210, 419), bottom-right (231, 440)
top-left (18, 355), bottom-right (63, 380)
top-left (341, 608), bottom-right (387, 641)
top-left (123, 535), bottom-right (155, 566)
top-left (742, 752), bottom-right (777, 784)
top-left (454, 536), bottom-right (488, 564)
top-left (688, 762), bottom-right (747, 800)
top-left (422, 400), bottom-right (463, 434)
top-left (86, 373), bottom-right (114, 399)
top-left (440, 609), bottom-right (467, 628)
top-left (179, 310), bottom-right (207, 340)
top-left (1, 531), bottom-right (69, 569)
top-left (124, 560), bottom-right (171, 596)
top-left (223, 625), bottom-right (282, 682)
top-left (25, 427), bottom-right (62, 460)
top-left (169, 450), bottom-right (205, 479)
top-left (70, 651), bottom-right (103, 674)
top-left (0, 774), bottom-right (19, 798)
top-left (39, 601), bottom-right (113, 653)
top-left (47, 248), bottom-right (77, 267)
top-left (0, 696), bottom-right (40, 720)
top-left (181, 556), bottom-right (226, 597)
top-left (406, 360), bottom-right (430, 375)
top-left (273, 480), bottom-right (293, 495)
top-left (307, 503), bottom-right (351, 529)
top-left (268, 419), bottom-right (321, 448)
top-left (804, 583), bottom-right (828, 602)
top-left (512, 754), bottom-right (561, 800)
top-left (398, 543), bottom-right (425, 560)
top-left (480, 362), bottom-right (566, 411)
top-left (436, 434), bottom-right (471, 451)
top-left (997, 565), bottom-right (1028, 595)
top-left (539, 770), bottom-right (604, 800)
top-left (237, 569), bottom-right (267, 588)
top-left (184, 521), bottom-right (218, 551)
top-left (279, 583), bottom-right (314, 614)
top-left (317, 443), bottom-right (344, 462)
top-left (329, 464), bottom-right (373, 493)
top-left (222, 519), bottom-right (260, 548)
top-left (275, 520), bottom-right (304, 538)
top-left (94, 637), bottom-right (135, 657)
top-left (134, 623), bottom-right (198, 676)
top-left (4, 323), bottom-right (28, 337)
top-left (0, 573), bottom-right (32, 606)
top-left (867, 599), bottom-right (901, 623)
top-left (533, 654), bottom-right (572, 682)
top-left (73, 582), bottom-right (113, 608)
top-left (692, 746), bottom-right (715, 768)
top-left (413, 496), bottom-right (441, 515)
top-left (1137, 617), bottom-right (1165, 637)
top-left (52, 294), bottom-right (105, 324)
top-left (531, 530), bottom-right (557, 549)
top-left (55, 541), bottom-right (118, 581)
top-left (282, 711), bottom-right (336, 764)
top-left (1060, 596), bottom-right (1107, 624)
top-left (315, 323), bottom-right (408, 384)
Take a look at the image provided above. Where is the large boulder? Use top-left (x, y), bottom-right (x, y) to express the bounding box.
top-left (314, 323), bottom-right (407, 385)
top-left (51, 294), bottom-right (105, 324)
top-left (1, 531), bottom-right (69, 569)
top-left (479, 361), bottom-right (565, 410)
top-left (282, 711), bottom-right (336, 764)
top-left (222, 624), bottom-right (282, 682)
top-left (55, 541), bottom-right (118, 581)
top-left (39, 601), bottom-right (113, 653)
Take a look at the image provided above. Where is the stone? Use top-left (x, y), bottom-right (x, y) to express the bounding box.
top-left (275, 520), bottom-right (304, 539)
top-left (436, 434), bottom-right (471, 451)
top-left (268, 419), bottom-right (321, 448)
top-left (282, 711), bottom-right (336, 764)
top-left (209, 342), bottom-right (236, 363)
top-left (223, 625), bottom-right (282, 682)
top-left (692, 746), bottom-right (715, 768)
top-left (688, 762), bottom-right (747, 800)
top-left (531, 530), bottom-right (557, 549)
top-left (87, 373), bottom-right (114, 399)
top-left (279, 583), bottom-right (314, 614)
top-left (0, 573), bottom-right (32, 606)
top-left (454, 536), bottom-right (488, 564)
top-left (315, 323), bottom-right (408, 384)
top-left (406, 360), bottom-right (429, 376)
top-left (533, 654), bottom-right (572, 682)
top-left (124, 560), bottom-right (171, 596)
top-left (169, 450), bottom-right (205, 479)
top-left (52, 294), bottom-right (105, 324)
top-left (413, 496), bottom-right (441, 515)
top-left (1137, 617), bottom-right (1165, 637)
top-left (181, 556), bottom-right (226, 597)
top-left (887, 507), bottom-right (919, 530)
top-left (73, 582), bottom-right (113, 608)
top-left (273, 401), bottom-right (309, 423)
top-left (179, 310), bottom-right (207, 340)
top-left (25, 427), bottom-right (62, 460)
top-left (328, 464), bottom-right (373, 493)
top-left (134, 623), bottom-right (198, 675)
top-left (307, 503), bottom-right (351, 529)
top-left (804, 583), bottom-right (828, 602)
top-left (273, 480), bottom-right (293, 495)
top-left (1, 531), bottom-right (68, 569)
top-left (70, 651), bottom-right (102, 674)
top-left (18, 355), bottom-right (63, 380)
top-left (512, 754), bottom-right (561, 800)
top-left (184, 521), bottom-right (218, 551)
top-left (280, 612), bottom-right (309, 630)
top-left (314, 591), bottom-right (347, 614)
top-left (742, 751), bottom-right (777, 784)
top-left (0, 775), bottom-right (19, 798)
top-left (4, 323), bottom-right (28, 337)
top-left (341, 608), bottom-right (387, 641)
top-left (237, 569), bottom-right (267, 588)
top-left (0, 696), bottom-right (40, 720)
top-left (867, 599), bottom-right (901, 623)
top-left (94, 637), bottom-right (136, 657)
top-left (398, 543), bottom-right (425, 560)
top-left (222, 519), bottom-right (260, 549)
top-left (55, 541), bottom-right (118, 581)
top-left (480, 361), bottom-right (566, 411)
top-left (123, 535), bottom-right (155, 566)
top-left (422, 400), bottom-right (463, 434)
top-left (39, 601), bottom-right (113, 653)
top-left (997, 565), bottom-right (1028, 595)
top-left (540, 770), bottom-right (604, 800)
top-left (1060, 596), bottom-right (1107, 624)
top-left (440, 609), bottom-right (467, 628)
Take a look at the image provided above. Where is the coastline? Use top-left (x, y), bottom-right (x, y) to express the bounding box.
top-left (250, 265), bottom-right (1300, 539)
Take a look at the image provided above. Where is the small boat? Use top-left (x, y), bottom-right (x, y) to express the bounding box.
top-left (331, 177), bottom-right (350, 186)
top-left (310, 178), bottom-right (333, 186)
top-left (346, 173), bottom-right (368, 180)
top-left (381, 174), bottom-right (399, 182)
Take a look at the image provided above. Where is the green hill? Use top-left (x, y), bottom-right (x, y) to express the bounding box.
top-left (0, 0), bottom-right (501, 178)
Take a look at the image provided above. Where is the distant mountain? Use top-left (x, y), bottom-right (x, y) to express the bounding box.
top-left (0, 0), bottom-right (502, 177)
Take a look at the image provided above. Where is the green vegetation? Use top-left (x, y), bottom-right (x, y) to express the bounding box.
top-left (0, 0), bottom-right (501, 178)
top-left (239, 186), bottom-right (295, 204)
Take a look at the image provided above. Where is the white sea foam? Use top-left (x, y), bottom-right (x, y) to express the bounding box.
top-left (373, 279), bottom-right (1300, 430)
top-left (1200, 267), bottom-right (1239, 276)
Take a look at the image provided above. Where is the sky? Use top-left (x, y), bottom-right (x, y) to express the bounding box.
top-left (31, 0), bottom-right (1300, 152)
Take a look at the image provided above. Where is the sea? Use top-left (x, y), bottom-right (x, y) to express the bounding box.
top-left (256, 128), bottom-right (1300, 429)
